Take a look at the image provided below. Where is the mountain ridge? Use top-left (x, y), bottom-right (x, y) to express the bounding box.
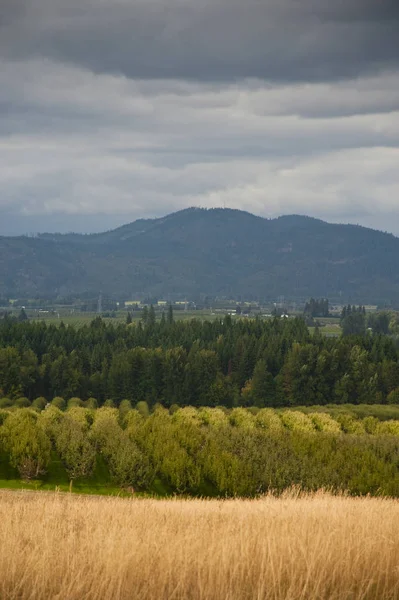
top-left (1, 208), bottom-right (399, 304)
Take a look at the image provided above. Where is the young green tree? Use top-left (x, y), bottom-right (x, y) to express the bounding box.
top-left (54, 415), bottom-right (96, 491)
top-left (108, 434), bottom-right (153, 489)
top-left (2, 409), bottom-right (51, 480)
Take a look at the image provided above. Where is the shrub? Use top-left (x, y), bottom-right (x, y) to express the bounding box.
top-left (0, 398), bottom-right (12, 409)
top-left (0, 409), bottom-right (10, 425)
top-left (172, 407), bottom-right (201, 426)
top-left (198, 407), bottom-right (228, 428)
top-left (280, 410), bottom-right (316, 433)
top-left (32, 397), bottom-right (47, 411)
top-left (119, 400), bottom-right (132, 424)
top-left (51, 397), bottom-right (66, 410)
top-left (309, 412), bottom-right (341, 434)
top-left (66, 407), bottom-right (94, 430)
top-left (336, 414), bottom-right (365, 435)
top-left (136, 401), bottom-right (150, 419)
top-left (376, 421), bottom-right (399, 436)
top-left (15, 397), bottom-right (31, 408)
top-left (229, 408), bottom-right (255, 430)
top-left (67, 397), bottom-right (83, 409)
top-left (103, 399), bottom-right (115, 408)
top-left (363, 416), bottom-right (379, 434)
top-left (85, 397), bottom-right (98, 409)
top-left (255, 409), bottom-right (283, 432)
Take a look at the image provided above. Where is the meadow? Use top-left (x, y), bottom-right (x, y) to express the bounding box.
top-left (1, 490), bottom-right (399, 599)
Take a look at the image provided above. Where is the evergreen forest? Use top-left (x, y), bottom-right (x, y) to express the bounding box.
top-left (1, 311), bottom-right (399, 408)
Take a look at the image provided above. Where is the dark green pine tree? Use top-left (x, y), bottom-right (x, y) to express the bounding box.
top-left (148, 304), bottom-right (156, 327)
top-left (167, 304), bottom-right (174, 325)
top-left (250, 359), bottom-right (277, 407)
top-left (141, 306), bottom-right (149, 325)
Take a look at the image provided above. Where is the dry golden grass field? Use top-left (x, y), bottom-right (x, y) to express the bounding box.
top-left (1, 490), bottom-right (399, 600)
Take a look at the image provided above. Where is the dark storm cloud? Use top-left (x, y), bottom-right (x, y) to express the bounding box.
top-left (1, 0), bottom-right (398, 82)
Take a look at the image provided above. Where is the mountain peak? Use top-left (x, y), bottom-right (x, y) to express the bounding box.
top-left (1, 208), bottom-right (399, 304)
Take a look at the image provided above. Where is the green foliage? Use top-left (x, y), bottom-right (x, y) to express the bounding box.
top-left (255, 408), bottom-right (283, 432)
top-left (1, 409), bottom-right (51, 479)
top-left (15, 397), bottom-right (30, 408)
top-left (304, 298), bottom-right (329, 318)
top-left (136, 401), bottom-right (150, 419)
top-left (335, 413), bottom-right (365, 435)
top-left (375, 420), bottom-right (399, 436)
top-left (54, 415), bottom-right (96, 482)
top-left (103, 399), bottom-right (115, 408)
top-left (119, 399), bottom-right (132, 424)
top-left (198, 407), bottom-right (228, 428)
top-left (66, 406), bottom-right (94, 430)
top-left (340, 305), bottom-right (366, 337)
top-left (0, 398), bottom-right (12, 408)
top-left (3, 405), bottom-right (399, 496)
top-left (3, 209), bottom-right (399, 303)
top-left (51, 396), bottom-right (66, 410)
top-left (280, 410), bottom-right (316, 433)
top-left (2, 314), bottom-right (399, 409)
top-left (85, 397), bottom-right (98, 409)
top-left (107, 435), bottom-right (152, 489)
top-left (387, 388), bottom-right (399, 404)
top-left (32, 397), bottom-right (47, 411)
top-left (308, 412), bottom-right (341, 434)
top-left (38, 405), bottom-right (65, 440)
top-left (67, 397), bottom-right (83, 409)
top-left (90, 406), bottom-right (152, 488)
top-left (0, 409), bottom-right (9, 425)
top-left (230, 408), bottom-right (255, 430)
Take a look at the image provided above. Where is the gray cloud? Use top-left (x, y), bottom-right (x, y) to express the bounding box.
top-left (1, 0), bottom-right (398, 82)
top-left (0, 0), bottom-right (399, 236)
top-left (0, 58), bottom-right (398, 234)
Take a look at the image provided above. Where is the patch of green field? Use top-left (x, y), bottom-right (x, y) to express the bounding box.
top-left (29, 309), bottom-right (224, 327)
top-left (0, 450), bottom-right (173, 497)
top-left (309, 325), bottom-right (341, 337)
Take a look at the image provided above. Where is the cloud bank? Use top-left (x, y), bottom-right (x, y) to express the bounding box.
top-left (0, 0), bottom-right (398, 234)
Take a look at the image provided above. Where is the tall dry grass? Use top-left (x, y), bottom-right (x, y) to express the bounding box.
top-left (1, 490), bottom-right (399, 599)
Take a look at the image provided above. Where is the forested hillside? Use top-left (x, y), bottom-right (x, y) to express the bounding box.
top-left (1, 315), bottom-right (399, 406)
top-left (2, 208), bottom-right (399, 303)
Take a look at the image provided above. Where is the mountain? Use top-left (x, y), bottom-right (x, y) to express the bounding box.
top-left (1, 207), bottom-right (399, 304)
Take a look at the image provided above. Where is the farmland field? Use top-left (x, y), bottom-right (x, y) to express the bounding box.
top-left (27, 309), bottom-right (223, 326)
top-left (1, 490), bottom-right (399, 599)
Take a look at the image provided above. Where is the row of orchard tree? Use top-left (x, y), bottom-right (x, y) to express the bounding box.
top-left (1, 315), bottom-right (399, 407)
top-left (2, 405), bottom-right (399, 496)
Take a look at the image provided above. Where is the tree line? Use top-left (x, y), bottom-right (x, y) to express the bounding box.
top-left (1, 313), bottom-right (399, 407)
top-left (2, 405), bottom-right (399, 497)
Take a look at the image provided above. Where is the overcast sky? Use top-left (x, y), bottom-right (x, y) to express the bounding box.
top-left (0, 0), bottom-right (398, 235)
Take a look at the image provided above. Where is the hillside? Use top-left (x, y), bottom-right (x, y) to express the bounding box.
top-left (1, 207), bottom-right (399, 303)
